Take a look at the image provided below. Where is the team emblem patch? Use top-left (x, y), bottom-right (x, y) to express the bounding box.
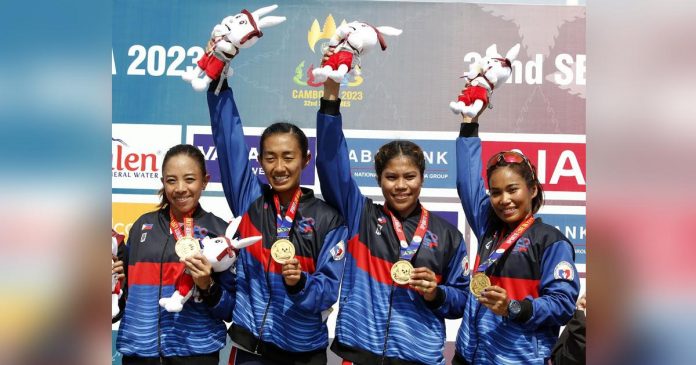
top-left (330, 240), bottom-right (346, 261)
top-left (554, 261), bottom-right (575, 281)
top-left (140, 232), bottom-right (147, 243)
top-left (461, 256), bottom-right (470, 276)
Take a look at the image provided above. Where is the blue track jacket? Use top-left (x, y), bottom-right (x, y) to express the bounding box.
top-left (454, 124), bottom-right (580, 365)
top-left (316, 100), bottom-right (470, 365)
top-left (207, 82), bottom-right (348, 365)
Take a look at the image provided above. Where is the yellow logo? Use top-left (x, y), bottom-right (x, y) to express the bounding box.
top-left (112, 202), bottom-right (158, 240)
top-left (307, 15), bottom-right (347, 53)
top-left (293, 14), bottom-right (364, 106)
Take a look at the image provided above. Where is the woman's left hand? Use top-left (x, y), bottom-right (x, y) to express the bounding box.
top-left (478, 286), bottom-right (510, 316)
top-left (182, 253), bottom-right (213, 290)
top-left (409, 267), bottom-right (438, 301)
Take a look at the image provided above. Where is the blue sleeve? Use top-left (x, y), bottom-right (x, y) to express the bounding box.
top-left (207, 87), bottom-right (263, 216)
top-left (316, 112), bottom-right (366, 237)
top-left (521, 241), bottom-right (580, 330)
top-left (431, 238), bottom-right (471, 319)
top-left (206, 269), bottom-right (236, 322)
top-left (455, 136), bottom-right (492, 240)
top-left (286, 226), bottom-right (349, 313)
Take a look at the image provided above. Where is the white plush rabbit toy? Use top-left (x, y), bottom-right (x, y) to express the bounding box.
top-left (449, 43), bottom-right (520, 118)
top-left (182, 4), bottom-right (286, 92)
top-left (158, 216), bottom-right (261, 313)
top-left (312, 21), bottom-right (402, 84)
top-left (112, 230), bottom-right (125, 319)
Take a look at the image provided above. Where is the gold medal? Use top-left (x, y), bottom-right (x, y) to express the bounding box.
top-left (271, 239), bottom-right (295, 263)
top-left (390, 260), bottom-right (414, 285)
top-left (175, 237), bottom-right (201, 259)
top-left (470, 272), bottom-right (491, 298)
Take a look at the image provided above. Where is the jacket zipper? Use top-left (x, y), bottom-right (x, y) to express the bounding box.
top-left (157, 225), bottom-right (171, 362)
top-left (380, 284), bottom-right (396, 365)
top-left (254, 253), bottom-right (274, 353)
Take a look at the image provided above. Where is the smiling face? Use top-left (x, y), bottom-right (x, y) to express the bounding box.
top-left (162, 154), bottom-right (210, 220)
top-left (260, 132), bottom-right (310, 203)
top-left (379, 155), bottom-right (423, 218)
top-left (488, 166), bottom-right (537, 229)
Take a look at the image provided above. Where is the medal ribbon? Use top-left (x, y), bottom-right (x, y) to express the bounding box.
top-left (383, 206), bottom-right (430, 261)
top-left (169, 211), bottom-right (194, 241)
top-left (273, 188), bottom-right (302, 239)
top-left (474, 215), bottom-right (535, 273)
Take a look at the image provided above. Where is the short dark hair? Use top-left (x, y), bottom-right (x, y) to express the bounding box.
top-left (157, 144), bottom-right (207, 209)
top-left (259, 122), bottom-right (309, 157)
top-left (374, 140), bottom-right (426, 184)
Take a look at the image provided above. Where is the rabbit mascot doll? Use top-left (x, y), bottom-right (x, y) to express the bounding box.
top-left (312, 21), bottom-right (402, 83)
top-left (449, 43), bottom-right (520, 118)
top-left (182, 4), bottom-right (286, 92)
top-left (158, 217), bottom-right (261, 312)
top-left (112, 230), bottom-right (125, 319)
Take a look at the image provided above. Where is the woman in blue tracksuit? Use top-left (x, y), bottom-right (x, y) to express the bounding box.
top-left (453, 116), bottom-right (580, 364)
top-left (115, 144), bottom-right (236, 365)
top-left (316, 79), bottom-right (470, 365)
top-left (206, 77), bottom-right (348, 365)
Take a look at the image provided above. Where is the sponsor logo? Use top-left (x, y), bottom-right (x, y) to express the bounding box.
top-left (554, 261), bottom-right (575, 281)
top-left (112, 124), bottom-right (181, 190)
top-left (193, 132), bottom-right (316, 187)
top-left (140, 232), bottom-right (147, 243)
top-left (482, 141), bottom-right (585, 193)
top-left (330, 240), bottom-right (346, 261)
top-left (461, 256), bottom-right (470, 277)
top-left (112, 138), bottom-right (160, 178)
top-left (347, 137), bottom-right (454, 189)
top-left (536, 212), bottom-right (586, 265)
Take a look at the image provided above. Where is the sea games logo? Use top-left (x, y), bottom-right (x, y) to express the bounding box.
top-left (291, 15), bottom-right (364, 108)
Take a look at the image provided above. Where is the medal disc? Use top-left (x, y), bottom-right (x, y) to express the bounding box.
top-left (271, 239), bottom-right (295, 263)
top-left (390, 260), bottom-right (414, 285)
top-left (470, 272), bottom-right (491, 298)
top-left (175, 237), bottom-right (201, 259)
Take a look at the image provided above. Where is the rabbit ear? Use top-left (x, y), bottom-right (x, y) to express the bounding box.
top-left (505, 43), bottom-right (520, 61)
top-left (251, 4), bottom-right (279, 19)
top-left (376, 26), bottom-right (402, 36)
top-left (485, 44), bottom-right (498, 57)
top-left (257, 16), bottom-right (286, 29)
top-left (226, 216), bottom-right (242, 238)
top-left (234, 236), bottom-right (262, 249)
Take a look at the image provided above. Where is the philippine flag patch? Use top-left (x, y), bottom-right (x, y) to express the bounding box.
top-left (330, 240), bottom-right (346, 261)
top-left (142, 223), bottom-right (153, 231)
top-left (554, 261), bottom-right (575, 281)
top-left (461, 256), bottom-right (470, 277)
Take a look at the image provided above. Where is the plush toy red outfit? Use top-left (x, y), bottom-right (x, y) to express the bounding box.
top-left (456, 85), bottom-right (490, 109)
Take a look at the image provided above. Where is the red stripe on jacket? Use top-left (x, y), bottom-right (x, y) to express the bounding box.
top-left (238, 213), bottom-right (316, 274)
top-left (490, 275), bottom-right (540, 300)
top-left (348, 234), bottom-right (441, 287)
top-left (128, 262), bottom-right (184, 286)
